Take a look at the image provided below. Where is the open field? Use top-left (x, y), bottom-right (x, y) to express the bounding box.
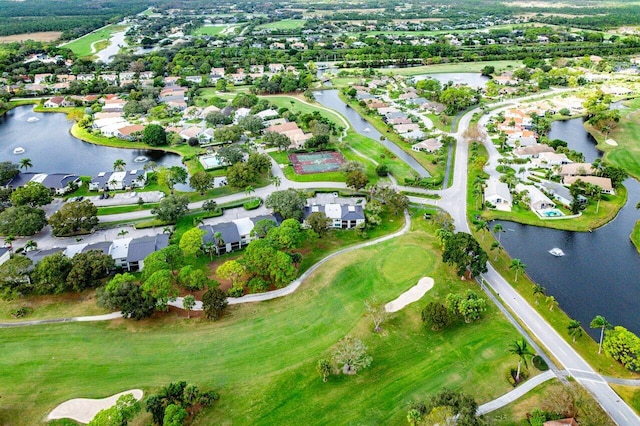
top-left (256, 19), bottom-right (306, 31)
top-left (60, 25), bottom-right (127, 57)
top-left (193, 24), bottom-right (240, 36)
top-left (0, 215), bottom-right (524, 425)
top-left (373, 60), bottom-right (522, 76)
top-left (0, 32), bottom-right (62, 43)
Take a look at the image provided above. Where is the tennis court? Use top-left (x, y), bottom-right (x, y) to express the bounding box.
top-left (289, 151), bottom-right (345, 174)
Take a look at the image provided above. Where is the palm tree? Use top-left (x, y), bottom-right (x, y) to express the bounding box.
top-left (490, 241), bottom-right (503, 261)
top-left (271, 176), bottom-right (281, 189)
top-left (568, 319), bottom-right (583, 342)
top-left (213, 231), bottom-right (224, 256)
top-left (162, 226), bottom-right (173, 236)
top-left (24, 240), bottom-right (37, 252)
top-left (590, 315), bottom-right (612, 354)
top-left (113, 159), bottom-right (126, 171)
top-left (20, 158), bottom-right (33, 171)
top-left (510, 259), bottom-right (526, 282)
top-left (204, 241), bottom-right (216, 261)
top-left (493, 223), bottom-right (504, 243)
top-left (245, 185), bottom-right (255, 202)
top-left (508, 337), bottom-right (534, 382)
top-left (546, 295), bottom-right (558, 311)
top-left (475, 220), bottom-right (489, 241)
top-left (143, 161), bottom-right (157, 172)
top-left (117, 229), bottom-right (129, 238)
top-left (532, 284), bottom-right (546, 304)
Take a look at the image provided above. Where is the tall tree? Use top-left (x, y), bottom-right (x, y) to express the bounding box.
top-left (493, 223), bottom-right (504, 243)
top-left (532, 284), bottom-right (546, 305)
top-left (331, 335), bottom-right (372, 375)
top-left (590, 315), bottom-right (612, 354)
top-left (113, 159), bottom-right (126, 171)
top-left (508, 337), bottom-right (535, 382)
top-left (365, 297), bottom-right (389, 333)
top-left (48, 200), bottom-right (99, 237)
top-left (201, 287), bottom-right (228, 320)
top-left (10, 182), bottom-right (53, 207)
top-left (568, 319), bottom-right (583, 342)
top-left (179, 227), bottom-right (205, 258)
top-left (20, 158), bottom-right (33, 171)
top-left (265, 189), bottom-right (307, 220)
top-left (182, 294), bottom-right (196, 319)
top-left (442, 232), bottom-right (488, 278)
top-left (510, 258), bottom-right (526, 282)
top-left (317, 359), bottom-right (332, 383)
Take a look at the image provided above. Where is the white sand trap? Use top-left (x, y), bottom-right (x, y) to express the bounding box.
top-left (385, 277), bottom-right (434, 313)
top-left (606, 139), bottom-right (618, 146)
top-left (48, 389), bottom-right (143, 423)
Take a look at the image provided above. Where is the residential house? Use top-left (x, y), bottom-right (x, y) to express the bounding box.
top-left (564, 176), bottom-right (615, 194)
top-left (513, 144), bottom-right (555, 159)
top-left (558, 163), bottom-right (595, 178)
top-left (2, 172), bottom-right (80, 195)
top-left (393, 123), bottom-right (420, 134)
top-left (516, 184), bottom-right (555, 211)
top-left (44, 97), bottom-right (66, 108)
top-left (534, 152), bottom-right (572, 169)
top-left (0, 247), bottom-right (10, 266)
top-left (411, 138), bottom-right (442, 153)
top-left (484, 178), bottom-right (512, 211)
top-left (539, 181), bottom-right (585, 208)
top-left (125, 234), bottom-right (170, 271)
top-left (303, 204), bottom-right (365, 229)
top-left (88, 170), bottom-right (147, 191)
top-left (116, 124), bottom-right (145, 140)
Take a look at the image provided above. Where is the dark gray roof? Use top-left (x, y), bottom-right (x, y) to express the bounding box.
top-left (126, 234), bottom-right (169, 262)
top-left (42, 173), bottom-right (80, 189)
top-left (341, 205), bottom-right (365, 220)
top-left (0, 247), bottom-right (9, 257)
top-left (82, 241), bottom-right (112, 255)
top-left (25, 248), bottom-right (64, 264)
top-left (206, 222), bottom-right (240, 245)
top-left (385, 111), bottom-right (408, 120)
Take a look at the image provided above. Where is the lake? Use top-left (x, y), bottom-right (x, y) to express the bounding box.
top-left (0, 105), bottom-right (185, 177)
top-left (497, 117), bottom-right (640, 337)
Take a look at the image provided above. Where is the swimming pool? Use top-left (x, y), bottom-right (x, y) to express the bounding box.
top-left (541, 208), bottom-right (564, 218)
top-left (199, 154), bottom-right (224, 169)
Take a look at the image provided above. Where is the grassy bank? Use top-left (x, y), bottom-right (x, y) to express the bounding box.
top-left (0, 213), bottom-right (528, 425)
top-left (340, 92), bottom-right (445, 183)
top-left (61, 24), bottom-right (127, 57)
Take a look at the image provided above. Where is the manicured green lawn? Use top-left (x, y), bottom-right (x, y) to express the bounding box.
top-left (193, 25), bottom-right (239, 36)
top-left (343, 131), bottom-right (414, 182)
top-left (348, 60), bottom-right (521, 77)
top-left (256, 19), bottom-right (306, 30)
top-left (631, 220), bottom-right (640, 253)
top-left (62, 24), bottom-right (127, 57)
top-left (0, 215), bottom-right (523, 425)
top-left (594, 98), bottom-right (640, 180)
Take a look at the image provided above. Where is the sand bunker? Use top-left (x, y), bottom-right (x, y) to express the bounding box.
top-left (48, 389), bottom-right (143, 423)
top-left (385, 277), bottom-right (434, 313)
top-left (605, 139), bottom-right (618, 146)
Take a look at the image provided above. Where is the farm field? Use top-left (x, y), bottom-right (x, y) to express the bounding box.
top-left (0, 217), bottom-right (522, 425)
top-left (60, 24), bottom-right (127, 57)
top-left (0, 32), bottom-right (62, 43)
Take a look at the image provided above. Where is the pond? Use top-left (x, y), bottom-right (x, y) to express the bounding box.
top-left (497, 118), bottom-right (640, 337)
top-left (95, 30), bottom-right (128, 64)
top-left (412, 72), bottom-right (489, 89)
top-left (0, 105), bottom-right (189, 189)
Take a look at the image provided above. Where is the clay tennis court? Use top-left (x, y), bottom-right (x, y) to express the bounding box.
top-left (289, 151), bottom-right (345, 174)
